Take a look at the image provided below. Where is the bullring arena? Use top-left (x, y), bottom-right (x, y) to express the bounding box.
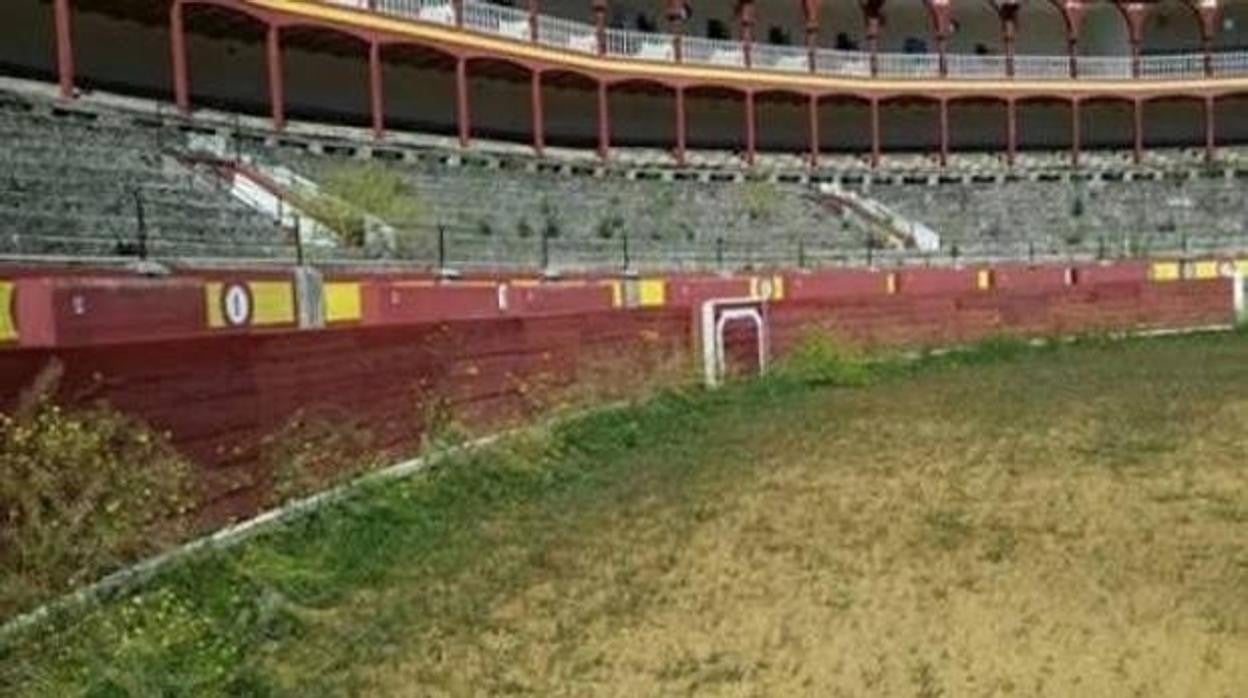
top-left (2, 0), bottom-right (1248, 695)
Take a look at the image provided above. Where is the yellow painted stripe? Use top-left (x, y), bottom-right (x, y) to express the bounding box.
top-left (607, 280), bottom-right (623, 308)
top-left (1235, 260), bottom-right (1248, 276)
top-left (205, 281), bottom-right (224, 328)
top-left (250, 281), bottom-right (295, 325)
top-left (323, 282), bottom-right (362, 323)
top-left (254, 0), bottom-right (1248, 97)
top-left (0, 281), bottom-right (15, 342)
top-left (886, 273), bottom-right (898, 295)
top-left (1150, 262), bottom-right (1181, 282)
top-left (638, 279), bottom-right (666, 307)
top-left (748, 276), bottom-right (786, 301)
top-left (976, 269), bottom-right (994, 291)
top-left (1191, 260), bottom-right (1220, 280)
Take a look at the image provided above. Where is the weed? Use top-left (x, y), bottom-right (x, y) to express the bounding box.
top-left (0, 402), bottom-right (192, 620)
top-left (773, 331), bottom-right (875, 387)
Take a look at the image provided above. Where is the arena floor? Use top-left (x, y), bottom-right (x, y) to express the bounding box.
top-left (6, 333), bottom-right (1248, 697)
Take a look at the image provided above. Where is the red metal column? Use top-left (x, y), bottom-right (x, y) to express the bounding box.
top-left (1132, 98), bottom-right (1143, 164)
top-left (938, 98), bottom-right (949, 167)
top-left (1062, 0), bottom-right (1086, 79)
top-left (1070, 98), bottom-right (1081, 168)
top-left (1196, 2), bottom-right (1218, 77)
top-left (1205, 95), bottom-right (1216, 164)
top-left (804, 0), bottom-right (819, 73)
top-left (170, 0), bottom-right (190, 114)
top-left (870, 98), bottom-right (881, 168)
top-left (674, 86), bottom-right (687, 166)
top-left (1000, 2), bottom-right (1018, 78)
top-left (808, 93), bottom-right (820, 168)
top-left (744, 91), bottom-right (756, 167)
top-left (266, 24), bottom-right (285, 131)
top-left (931, 1), bottom-right (951, 77)
top-left (1006, 98), bottom-right (1017, 166)
top-left (593, 0), bottom-right (606, 55)
top-left (455, 57), bottom-right (470, 147)
top-left (597, 80), bottom-right (610, 161)
top-left (667, 0), bottom-right (685, 63)
top-left (739, 1), bottom-right (755, 69)
top-left (867, 16), bottom-right (880, 77)
top-left (53, 0), bottom-right (75, 99)
top-left (369, 42), bottom-right (384, 140)
top-left (1115, 3), bottom-right (1149, 79)
top-left (530, 70), bottom-right (544, 156)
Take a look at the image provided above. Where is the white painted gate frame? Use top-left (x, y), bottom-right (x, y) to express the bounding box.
top-left (700, 297), bottom-right (769, 387)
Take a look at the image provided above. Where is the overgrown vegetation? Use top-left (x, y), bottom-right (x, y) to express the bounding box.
top-left (772, 331), bottom-right (876, 387)
top-left (4, 332), bottom-right (1248, 696)
top-left (0, 402), bottom-right (192, 620)
top-left (741, 180), bottom-right (779, 222)
top-left (304, 162), bottom-right (427, 253)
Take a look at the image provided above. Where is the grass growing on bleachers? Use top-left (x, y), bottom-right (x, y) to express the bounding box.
top-left (4, 331), bottom-right (1248, 696)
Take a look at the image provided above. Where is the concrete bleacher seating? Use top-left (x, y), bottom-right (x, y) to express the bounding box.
top-left (0, 96), bottom-right (293, 260)
top-left (258, 147), bottom-right (870, 270)
top-left (2, 77), bottom-right (1248, 269)
top-left (867, 173), bottom-right (1248, 259)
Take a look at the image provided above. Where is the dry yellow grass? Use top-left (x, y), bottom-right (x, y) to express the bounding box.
top-left (371, 339), bottom-right (1248, 697)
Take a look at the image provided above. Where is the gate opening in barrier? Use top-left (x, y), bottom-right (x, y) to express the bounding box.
top-left (701, 298), bottom-right (768, 387)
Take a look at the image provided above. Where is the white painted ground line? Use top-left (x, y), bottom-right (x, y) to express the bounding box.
top-left (0, 322), bottom-right (1239, 639)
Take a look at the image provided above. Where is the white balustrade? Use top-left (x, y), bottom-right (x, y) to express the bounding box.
top-left (295, 1), bottom-right (1248, 82)
top-left (875, 53), bottom-right (939, 78)
top-left (374, 0), bottom-right (454, 25)
top-left (815, 49), bottom-right (871, 77)
top-left (1076, 55), bottom-right (1133, 79)
top-left (1140, 54), bottom-right (1206, 78)
top-left (603, 28), bottom-right (674, 61)
top-left (683, 36), bottom-right (745, 67)
top-left (944, 54), bottom-right (1006, 78)
top-left (1011, 55), bottom-right (1074, 79)
top-left (461, 1), bottom-right (531, 39)
top-left (537, 15), bottom-right (598, 54)
top-left (750, 43), bottom-right (809, 73)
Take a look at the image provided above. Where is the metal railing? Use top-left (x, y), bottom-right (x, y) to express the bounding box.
top-left (750, 43), bottom-right (810, 72)
top-left (369, 0), bottom-right (457, 25)
top-left (297, 0), bottom-right (1248, 81)
top-left (683, 36), bottom-right (746, 68)
top-left (536, 14), bottom-right (597, 54)
top-left (461, 1), bottom-right (531, 40)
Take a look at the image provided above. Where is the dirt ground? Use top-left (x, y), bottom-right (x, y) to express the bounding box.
top-left (373, 340), bottom-right (1248, 697)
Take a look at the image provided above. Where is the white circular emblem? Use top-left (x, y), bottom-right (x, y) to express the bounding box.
top-left (221, 283), bottom-right (253, 327)
top-left (758, 278), bottom-right (774, 300)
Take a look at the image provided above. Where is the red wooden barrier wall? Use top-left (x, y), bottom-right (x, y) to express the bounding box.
top-left (0, 261), bottom-right (1235, 526)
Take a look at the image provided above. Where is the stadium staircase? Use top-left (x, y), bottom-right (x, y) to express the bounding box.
top-left (815, 185), bottom-right (942, 253)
